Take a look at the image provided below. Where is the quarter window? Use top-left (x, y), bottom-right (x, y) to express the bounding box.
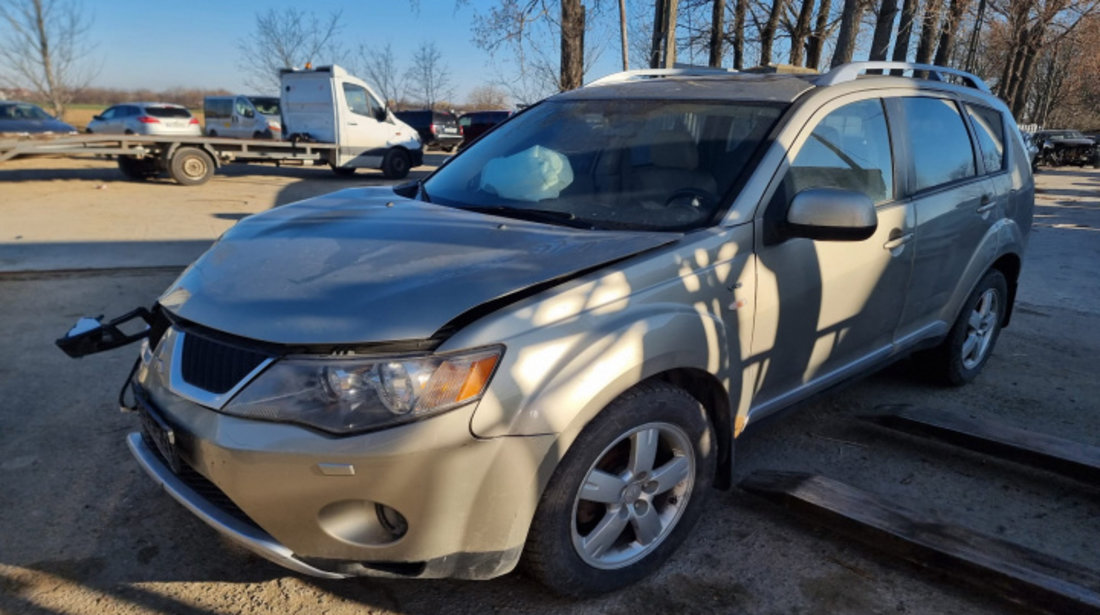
top-left (965, 104), bottom-right (1006, 173)
top-left (783, 98), bottom-right (894, 204)
top-left (900, 97), bottom-right (977, 192)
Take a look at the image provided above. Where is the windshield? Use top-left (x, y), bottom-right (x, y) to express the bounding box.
top-left (0, 103), bottom-right (51, 120)
top-left (249, 97), bottom-right (280, 115)
top-left (423, 99), bottom-right (783, 231)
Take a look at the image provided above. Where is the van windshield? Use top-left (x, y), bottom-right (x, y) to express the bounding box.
top-left (249, 97), bottom-right (280, 115)
top-left (423, 99), bottom-right (783, 231)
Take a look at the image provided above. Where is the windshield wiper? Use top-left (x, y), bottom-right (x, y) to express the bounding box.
top-left (462, 205), bottom-right (594, 229)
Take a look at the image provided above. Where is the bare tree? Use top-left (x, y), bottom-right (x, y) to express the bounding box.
top-left (759, 0), bottom-right (789, 65)
top-left (733, 0), bottom-right (749, 68)
top-left (806, 0), bottom-right (834, 69)
top-left (788, 0), bottom-right (817, 65)
top-left (890, 0), bottom-right (919, 68)
top-left (933, 0), bottom-right (972, 66)
top-left (0, 0), bottom-right (96, 117)
top-left (914, 0), bottom-right (945, 64)
top-left (356, 43), bottom-right (404, 106)
top-left (238, 8), bottom-right (343, 91)
top-left (831, 0), bottom-right (868, 66)
top-left (708, 0), bottom-right (725, 66)
top-left (868, 0), bottom-right (900, 61)
top-left (561, 0), bottom-right (585, 89)
top-left (467, 84), bottom-right (511, 108)
top-left (405, 41), bottom-right (454, 109)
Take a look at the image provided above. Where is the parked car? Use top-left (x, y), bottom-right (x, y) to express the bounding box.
top-left (395, 109), bottom-right (462, 151)
top-left (204, 95), bottom-right (281, 139)
top-left (1032, 129), bottom-right (1098, 168)
top-left (60, 62), bottom-right (1034, 597)
top-left (1019, 128), bottom-right (1040, 170)
top-left (85, 102), bottom-right (201, 136)
top-left (457, 110), bottom-right (511, 149)
top-left (0, 101), bottom-right (76, 134)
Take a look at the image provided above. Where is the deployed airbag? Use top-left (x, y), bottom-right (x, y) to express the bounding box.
top-left (480, 145), bottom-right (574, 201)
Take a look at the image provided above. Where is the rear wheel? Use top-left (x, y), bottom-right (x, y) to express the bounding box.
top-left (916, 269), bottom-right (1008, 386)
top-left (381, 148), bottom-right (411, 179)
top-left (207, 130), bottom-right (218, 137)
top-left (168, 147), bottom-right (214, 186)
top-left (117, 156), bottom-right (159, 181)
top-left (523, 381), bottom-right (715, 597)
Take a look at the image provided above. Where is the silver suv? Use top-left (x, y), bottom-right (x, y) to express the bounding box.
top-left (61, 62), bottom-right (1033, 596)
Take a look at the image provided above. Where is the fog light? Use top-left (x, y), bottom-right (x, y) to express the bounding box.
top-left (376, 503), bottom-right (408, 539)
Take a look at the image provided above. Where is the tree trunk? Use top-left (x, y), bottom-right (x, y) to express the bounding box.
top-left (664, 0), bottom-right (678, 67)
top-left (709, 0), bottom-right (725, 67)
top-left (914, 0), bottom-right (944, 65)
top-left (963, 0), bottom-right (987, 71)
top-left (560, 0), bottom-right (585, 90)
top-left (789, 0), bottom-right (816, 65)
top-left (619, 0), bottom-right (629, 70)
top-left (760, 0), bottom-right (788, 66)
top-left (831, 0), bottom-right (867, 67)
top-left (869, 0), bottom-right (899, 62)
top-left (891, 0), bottom-right (919, 67)
top-left (1011, 43), bottom-right (1038, 118)
top-left (650, 0), bottom-right (667, 68)
top-left (933, 0), bottom-right (971, 66)
top-left (806, 0), bottom-right (833, 69)
top-left (733, 0), bottom-right (747, 69)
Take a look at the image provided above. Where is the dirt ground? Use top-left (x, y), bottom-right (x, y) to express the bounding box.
top-left (1, 156), bottom-right (1098, 615)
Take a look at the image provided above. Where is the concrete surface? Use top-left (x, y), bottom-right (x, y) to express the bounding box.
top-left (1, 158), bottom-right (1098, 614)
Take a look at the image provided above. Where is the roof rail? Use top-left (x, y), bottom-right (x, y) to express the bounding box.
top-left (586, 67), bottom-right (737, 87)
top-left (818, 62), bottom-right (990, 93)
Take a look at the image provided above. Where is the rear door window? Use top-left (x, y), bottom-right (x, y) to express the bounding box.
top-left (782, 98), bottom-right (895, 204)
top-left (899, 97), bottom-right (977, 192)
top-left (964, 104), bottom-right (1006, 173)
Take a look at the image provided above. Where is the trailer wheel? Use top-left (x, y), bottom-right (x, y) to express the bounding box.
top-left (382, 148), bottom-right (411, 179)
top-left (117, 156), bottom-right (159, 181)
top-left (169, 147), bottom-right (214, 186)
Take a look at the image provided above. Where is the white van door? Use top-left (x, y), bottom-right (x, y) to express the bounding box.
top-left (335, 81), bottom-right (391, 167)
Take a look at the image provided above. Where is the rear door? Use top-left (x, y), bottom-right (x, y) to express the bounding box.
top-left (891, 95), bottom-right (995, 341)
top-left (750, 95), bottom-right (913, 409)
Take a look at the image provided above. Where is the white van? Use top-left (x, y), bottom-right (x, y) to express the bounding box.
top-left (203, 95), bottom-right (281, 139)
top-left (279, 65), bottom-right (422, 176)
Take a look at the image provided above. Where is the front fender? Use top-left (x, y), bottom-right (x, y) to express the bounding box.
top-left (470, 304), bottom-right (731, 443)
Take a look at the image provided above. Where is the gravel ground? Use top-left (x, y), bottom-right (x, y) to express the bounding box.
top-left (1, 158), bottom-right (1097, 614)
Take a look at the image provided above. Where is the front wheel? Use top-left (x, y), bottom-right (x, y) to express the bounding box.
top-left (523, 381), bottom-right (715, 597)
top-left (916, 269), bottom-right (1008, 386)
top-left (381, 148), bottom-right (411, 179)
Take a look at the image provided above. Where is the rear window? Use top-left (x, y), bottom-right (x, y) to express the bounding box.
top-left (145, 106), bottom-right (191, 118)
top-left (249, 97), bottom-right (280, 115)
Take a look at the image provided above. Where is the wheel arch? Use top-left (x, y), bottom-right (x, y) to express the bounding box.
top-left (651, 368), bottom-right (734, 490)
top-left (990, 252), bottom-right (1021, 327)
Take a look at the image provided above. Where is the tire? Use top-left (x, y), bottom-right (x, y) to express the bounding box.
top-left (523, 381), bottom-right (716, 597)
top-left (168, 147), bottom-right (214, 186)
top-left (208, 130), bottom-right (218, 137)
top-left (331, 165), bottom-right (356, 177)
top-left (117, 156), bottom-right (158, 180)
top-left (381, 148), bottom-right (411, 179)
top-left (124, 129), bottom-right (134, 135)
top-left (916, 269), bottom-right (1008, 386)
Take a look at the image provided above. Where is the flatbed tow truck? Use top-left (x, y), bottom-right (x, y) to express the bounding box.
top-left (0, 65), bottom-right (424, 186)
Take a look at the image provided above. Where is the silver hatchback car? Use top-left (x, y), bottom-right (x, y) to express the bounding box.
top-left (85, 102), bottom-right (202, 136)
top-left (61, 61), bottom-right (1033, 596)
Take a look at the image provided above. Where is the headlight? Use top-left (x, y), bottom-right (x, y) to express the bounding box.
top-left (222, 346), bottom-right (502, 434)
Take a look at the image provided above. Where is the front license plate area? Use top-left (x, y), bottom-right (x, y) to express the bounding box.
top-left (137, 395), bottom-right (181, 474)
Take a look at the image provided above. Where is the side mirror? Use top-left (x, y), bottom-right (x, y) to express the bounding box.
top-left (244, 109), bottom-right (255, 118)
top-left (92, 115), bottom-right (103, 121)
top-left (785, 188), bottom-right (877, 241)
top-left (374, 107), bottom-right (388, 123)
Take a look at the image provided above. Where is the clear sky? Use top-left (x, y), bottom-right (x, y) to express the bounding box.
top-left (86, 0), bottom-right (629, 104)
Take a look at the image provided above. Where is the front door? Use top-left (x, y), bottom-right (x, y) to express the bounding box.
top-left (336, 82), bottom-right (390, 166)
top-left (750, 96), bottom-right (914, 410)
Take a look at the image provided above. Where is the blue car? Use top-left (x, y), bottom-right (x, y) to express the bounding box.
top-left (0, 101), bottom-right (77, 135)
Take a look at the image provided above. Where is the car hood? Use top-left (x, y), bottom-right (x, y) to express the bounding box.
top-left (0, 118), bottom-right (76, 134)
top-left (159, 188), bottom-right (677, 346)
top-left (1045, 137), bottom-right (1095, 146)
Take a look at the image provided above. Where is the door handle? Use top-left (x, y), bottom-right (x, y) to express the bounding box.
top-left (883, 231), bottom-right (913, 251)
top-left (347, 122), bottom-right (359, 126)
top-left (977, 194), bottom-right (996, 213)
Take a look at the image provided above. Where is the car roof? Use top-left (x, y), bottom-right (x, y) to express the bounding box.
top-left (564, 73), bottom-right (819, 103)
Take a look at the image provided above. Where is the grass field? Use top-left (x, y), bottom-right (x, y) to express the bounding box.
top-left (62, 104), bottom-right (204, 131)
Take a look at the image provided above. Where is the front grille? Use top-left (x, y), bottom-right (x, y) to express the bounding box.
top-left (180, 332), bottom-right (269, 394)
